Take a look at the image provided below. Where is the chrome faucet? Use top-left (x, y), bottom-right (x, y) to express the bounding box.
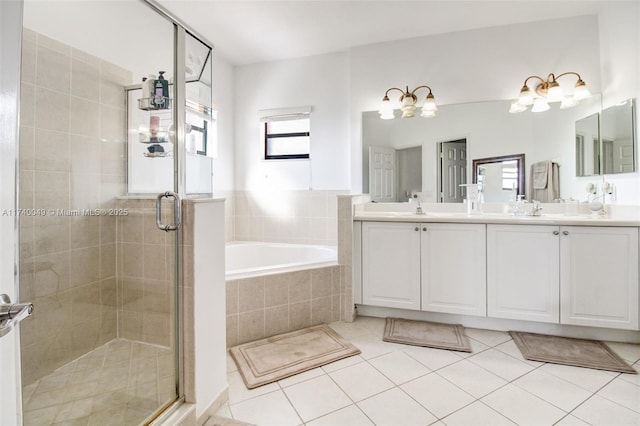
top-left (415, 202), bottom-right (424, 215)
top-left (530, 200), bottom-right (543, 216)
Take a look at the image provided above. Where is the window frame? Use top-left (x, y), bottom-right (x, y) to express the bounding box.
top-left (260, 107), bottom-right (312, 161)
top-left (263, 120), bottom-right (310, 160)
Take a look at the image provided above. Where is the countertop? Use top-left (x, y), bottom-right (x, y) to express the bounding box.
top-left (353, 209), bottom-right (640, 227)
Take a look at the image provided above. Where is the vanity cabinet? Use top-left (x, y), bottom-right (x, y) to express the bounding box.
top-left (361, 221), bottom-right (486, 315)
top-left (362, 222), bottom-right (421, 310)
top-left (487, 224), bottom-right (639, 330)
top-left (560, 226), bottom-right (639, 330)
top-left (487, 225), bottom-right (560, 323)
top-left (421, 223), bottom-right (486, 316)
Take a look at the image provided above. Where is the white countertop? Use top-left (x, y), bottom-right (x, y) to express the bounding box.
top-left (353, 203), bottom-right (640, 227)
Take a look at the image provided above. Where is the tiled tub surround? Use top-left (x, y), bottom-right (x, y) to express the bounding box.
top-left (230, 190), bottom-right (348, 246)
top-left (226, 266), bottom-right (344, 347)
top-left (337, 195), bottom-right (369, 323)
top-left (18, 28), bottom-right (130, 385)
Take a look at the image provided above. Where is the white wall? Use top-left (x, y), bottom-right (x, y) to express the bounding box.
top-left (234, 51), bottom-right (350, 190)
top-left (597, 2), bottom-right (640, 205)
top-left (192, 200), bottom-right (227, 418)
top-left (350, 15), bottom-right (602, 194)
top-left (212, 51), bottom-right (235, 191)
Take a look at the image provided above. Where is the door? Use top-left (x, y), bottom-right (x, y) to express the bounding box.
top-left (440, 139), bottom-right (467, 203)
top-left (369, 146), bottom-right (396, 202)
top-left (1, 0), bottom-right (23, 424)
top-left (421, 223), bottom-right (486, 316)
top-left (560, 226), bottom-right (639, 330)
top-left (487, 225), bottom-right (560, 323)
top-left (18, 2), bottom-right (187, 424)
top-left (362, 222), bottom-right (421, 310)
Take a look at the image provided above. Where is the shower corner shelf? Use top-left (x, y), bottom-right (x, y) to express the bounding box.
top-left (143, 152), bottom-right (172, 158)
top-left (138, 97), bottom-right (172, 111)
top-left (139, 137), bottom-right (172, 144)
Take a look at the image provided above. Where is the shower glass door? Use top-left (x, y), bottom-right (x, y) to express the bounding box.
top-left (19, 1), bottom-right (180, 424)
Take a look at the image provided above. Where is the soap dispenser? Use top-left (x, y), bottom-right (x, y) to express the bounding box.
top-left (153, 71), bottom-right (169, 109)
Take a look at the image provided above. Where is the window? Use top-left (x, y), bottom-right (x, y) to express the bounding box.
top-left (501, 160), bottom-right (518, 190)
top-left (261, 107), bottom-right (311, 160)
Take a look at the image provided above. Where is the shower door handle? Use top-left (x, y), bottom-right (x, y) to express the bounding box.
top-left (156, 191), bottom-right (182, 232)
top-left (0, 294), bottom-right (33, 338)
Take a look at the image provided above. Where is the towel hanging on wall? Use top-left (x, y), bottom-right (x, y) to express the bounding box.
top-left (529, 161), bottom-right (559, 202)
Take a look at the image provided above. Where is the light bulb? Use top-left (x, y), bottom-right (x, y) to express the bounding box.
top-left (573, 79), bottom-right (591, 100)
top-left (378, 96), bottom-right (395, 119)
top-left (400, 95), bottom-right (417, 118)
top-left (531, 98), bottom-right (550, 112)
top-left (546, 81), bottom-right (563, 103)
top-left (560, 96), bottom-right (578, 109)
top-left (422, 92), bottom-right (437, 112)
top-left (518, 85), bottom-right (534, 106)
top-left (509, 101), bottom-right (527, 113)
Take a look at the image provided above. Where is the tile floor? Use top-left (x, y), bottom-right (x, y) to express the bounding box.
top-left (21, 339), bottom-right (176, 426)
top-left (217, 316), bottom-right (640, 426)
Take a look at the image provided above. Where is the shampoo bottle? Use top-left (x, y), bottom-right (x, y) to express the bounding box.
top-left (140, 77), bottom-right (150, 109)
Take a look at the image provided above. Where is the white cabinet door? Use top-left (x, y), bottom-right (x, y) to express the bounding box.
top-left (362, 222), bottom-right (421, 310)
top-left (487, 225), bottom-right (560, 323)
top-left (560, 226), bottom-right (639, 330)
top-left (421, 223), bottom-right (486, 316)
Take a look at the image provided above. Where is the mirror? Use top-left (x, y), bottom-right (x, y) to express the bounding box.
top-left (601, 99), bottom-right (636, 174)
top-left (362, 95), bottom-right (602, 203)
top-left (575, 98), bottom-right (636, 177)
top-left (575, 112), bottom-right (600, 176)
top-left (472, 154), bottom-right (525, 203)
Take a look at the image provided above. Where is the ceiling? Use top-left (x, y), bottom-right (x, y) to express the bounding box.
top-left (157, 0), bottom-right (606, 65)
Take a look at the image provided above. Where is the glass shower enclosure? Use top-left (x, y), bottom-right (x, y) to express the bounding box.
top-left (18, 0), bottom-right (214, 424)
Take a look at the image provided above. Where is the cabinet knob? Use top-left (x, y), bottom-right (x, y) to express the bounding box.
top-left (562, 231), bottom-right (569, 236)
top-left (422, 227), bottom-right (427, 232)
top-left (414, 227), bottom-right (419, 231)
top-left (553, 231), bottom-right (559, 235)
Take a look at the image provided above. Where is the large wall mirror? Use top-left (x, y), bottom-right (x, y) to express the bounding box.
top-left (362, 94), bottom-right (602, 203)
top-left (575, 98), bottom-right (636, 177)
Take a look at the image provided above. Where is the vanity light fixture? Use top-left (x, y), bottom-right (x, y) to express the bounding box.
top-left (509, 72), bottom-right (591, 113)
top-left (379, 85), bottom-right (437, 119)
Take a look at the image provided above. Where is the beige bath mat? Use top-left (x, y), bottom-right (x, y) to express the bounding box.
top-left (510, 331), bottom-right (637, 374)
top-left (383, 318), bottom-right (472, 352)
top-left (229, 324), bottom-right (361, 389)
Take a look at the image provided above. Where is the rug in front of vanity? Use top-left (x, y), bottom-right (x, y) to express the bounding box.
top-left (383, 318), bottom-right (472, 352)
top-left (229, 324), bottom-right (361, 389)
top-left (510, 331), bottom-right (637, 374)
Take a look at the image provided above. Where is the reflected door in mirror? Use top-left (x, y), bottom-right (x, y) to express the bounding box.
top-left (575, 112), bottom-right (600, 176)
top-left (369, 146), bottom-right (396, 202)
top-left (601, 99), bottom-right (636, 174)
top-left (440, 139), bottom-right (467, 203)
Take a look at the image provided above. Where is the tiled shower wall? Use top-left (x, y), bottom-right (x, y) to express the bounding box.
top-left (18, 29), bottom-right (129, 385)
top-left (226, 190), bottom-right (348, 245)
top-left (116, 198), bottom-right (176, 348)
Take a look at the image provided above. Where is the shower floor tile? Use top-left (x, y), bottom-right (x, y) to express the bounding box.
top-left (23, 339), bottom-right (175, 426)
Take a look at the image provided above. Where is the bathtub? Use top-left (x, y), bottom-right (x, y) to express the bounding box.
top-left (225, 241), bottom-right (338, 280)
